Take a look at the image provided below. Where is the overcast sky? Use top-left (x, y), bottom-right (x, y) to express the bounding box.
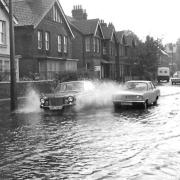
top-left (59, 0), bottom-right (180, 44)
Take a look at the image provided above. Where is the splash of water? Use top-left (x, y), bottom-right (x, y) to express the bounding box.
top-left (17, 89), bottom-right (41, 114)
top-left (75, 80), bottom-right (123, 110)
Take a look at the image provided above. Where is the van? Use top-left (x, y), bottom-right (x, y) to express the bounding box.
top-left (157, 67), bottom-right (170, 82)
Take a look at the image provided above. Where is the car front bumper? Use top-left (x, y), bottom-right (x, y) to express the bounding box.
top-left (113, 100), bottom-right (145, 107)
top-left (40, 103), bottom-right (75, 111)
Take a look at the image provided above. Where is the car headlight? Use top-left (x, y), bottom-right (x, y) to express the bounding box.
top-left (65, 96), bottom-right (75, 104)
top-left (136, 95), bottom-right (143, 100)
top-left (40, 98), bottom-right (45, 104)
top-left (68, 96), bottom-right (74, 102)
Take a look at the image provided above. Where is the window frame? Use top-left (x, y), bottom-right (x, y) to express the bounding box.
top-left (37, 30), bottom-right (43, 50)
top-left (52, 5), bottom-right (62, 23)
top-left (45, 31), bottom-right (50, 51)
top-left (93, 37), bottom-right (96, 52)
top-left (63, 36), bottom-right (68, 53)
top-left (0, 20), bottom-right (6, 45)
top-left (58, 35), bottom-right (62, 53)
top-left (0, 60), bottom-right (3, 72)
top-left (97, 38), bottom-right (100, 53)
top-left (85, 37), bottom-right (90, 52)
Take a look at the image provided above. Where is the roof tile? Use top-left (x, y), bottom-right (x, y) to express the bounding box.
top-left (70, 19), bottom-right (99, 35)
top-left (12, 0), bottom-right (55, 26)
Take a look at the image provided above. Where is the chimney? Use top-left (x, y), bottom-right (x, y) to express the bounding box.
top-left (108, 22), bottom-right (114, 28)
top-left (72, 5), bottom-right (88, 20)
top-left (83, 9), bottom-right (87, 20)
top-left (100, 20), bottom-right (107, 27)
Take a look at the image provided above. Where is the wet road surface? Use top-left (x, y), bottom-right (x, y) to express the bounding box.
top-left (1, 84), bottom-right (180, 179)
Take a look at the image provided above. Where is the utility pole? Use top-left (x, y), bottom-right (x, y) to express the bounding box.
top-left (9, 0), bottom-right (17, 112)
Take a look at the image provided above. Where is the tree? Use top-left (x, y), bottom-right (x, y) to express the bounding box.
top-left (132, 35), bottom-right (163, 80)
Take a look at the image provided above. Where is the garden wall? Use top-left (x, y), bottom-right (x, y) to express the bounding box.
top-left (0, 80), bottom-right (54, 99)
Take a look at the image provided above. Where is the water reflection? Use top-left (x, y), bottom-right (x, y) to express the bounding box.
top-left (1, 86), bottom-right (180, 179)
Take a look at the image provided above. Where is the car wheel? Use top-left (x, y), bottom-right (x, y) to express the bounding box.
top-left (114, 103), bottom-right (120, 111)
top-left (153, 96), bottom-right (158, 105)
top-left (142, 100), bottom-right (148, 109)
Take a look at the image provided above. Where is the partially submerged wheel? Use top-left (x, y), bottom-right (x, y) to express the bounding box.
top-left (142, 100), bottom-right (148, 109)
top-left (153, 96), bottom-right (158, 105)
top-left (114, 103), bottom-right (120, 111)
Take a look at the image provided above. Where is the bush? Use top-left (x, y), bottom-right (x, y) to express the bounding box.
top-left (55, 70), bottom-right (94, 83)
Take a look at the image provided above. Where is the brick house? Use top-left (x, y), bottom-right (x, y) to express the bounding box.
top-left (100, 21), bottom-right (117, 80)
top-left (116, 30), bottom-right (137, 81)
top-left (0, 0), bottom-right (19, 81)
top-left (13, 0), bottom-right (78, 80)
top-left (69, 6), bottom-right (116, 79)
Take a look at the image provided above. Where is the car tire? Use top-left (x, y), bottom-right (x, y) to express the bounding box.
top-left (114, 103), bottom-right (120, 111)
top-left (142, 100), bottom-right (148, 109)
top-left (153, 96), bottom-right (158, 106)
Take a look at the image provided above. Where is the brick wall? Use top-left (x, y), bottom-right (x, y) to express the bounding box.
top-left (71, 28), bottom-right (84, 68)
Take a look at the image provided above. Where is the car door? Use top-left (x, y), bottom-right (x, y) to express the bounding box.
top-left (147, 82), bottom-right (154, 104)
top-left (149, 82), bottom-right (157, 102)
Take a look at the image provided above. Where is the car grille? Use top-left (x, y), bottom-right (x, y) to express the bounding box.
top-left (126, 95), bottom-right (138, 100)
top-left (49, 97), bottom-right (64, 106)
top-left (114, 95), bottom-right (138, 101)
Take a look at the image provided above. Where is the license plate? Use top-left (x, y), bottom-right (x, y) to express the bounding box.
top-left (49, 106), bottom-right (63, 110)
top-left (121, 102), bottom-right (132, 106)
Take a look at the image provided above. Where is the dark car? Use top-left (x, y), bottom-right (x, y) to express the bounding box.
top-left (40, 80), bottom-right (95, 111)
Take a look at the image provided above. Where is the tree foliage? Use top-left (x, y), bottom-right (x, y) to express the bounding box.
top-left (132, 35), bottom-right (163, 80)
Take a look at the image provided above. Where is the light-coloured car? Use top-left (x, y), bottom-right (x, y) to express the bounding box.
top-left (40, 80), bottom-right (95, 111)
top-left (112, 80), bottom-right (160, 109)
top-left (171, 71), bottom-right (180, 85)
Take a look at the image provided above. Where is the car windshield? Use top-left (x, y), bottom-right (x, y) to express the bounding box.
top-left (125, 82), bottom-right (148, 91)
top-left (55, 82), bottom-right (84, 92)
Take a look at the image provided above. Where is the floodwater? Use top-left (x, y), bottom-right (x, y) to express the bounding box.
top-left (1, 84), bottom-right (180, 179)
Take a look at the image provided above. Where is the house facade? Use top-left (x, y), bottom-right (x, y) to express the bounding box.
top-left (69, 6), bottom-right (117, 79)
top-left (0, 0), bottom-right (19, 81)
top-left (13, 0), bottom-right (78, 80)
top-left (100, 21), bottom-right (117, 80)
top-left (116, 30), bottom-right (137, 81)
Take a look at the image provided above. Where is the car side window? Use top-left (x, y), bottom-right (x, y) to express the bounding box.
top-left (148, 83), bottom-right (153, 90)
top-left (61, 84), bottom-right (67, 91)
top-left (151, 82), bottom-right (155, 89)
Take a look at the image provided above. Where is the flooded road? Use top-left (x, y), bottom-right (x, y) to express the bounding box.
top-left (1, 84), bottom-right (180, 179)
